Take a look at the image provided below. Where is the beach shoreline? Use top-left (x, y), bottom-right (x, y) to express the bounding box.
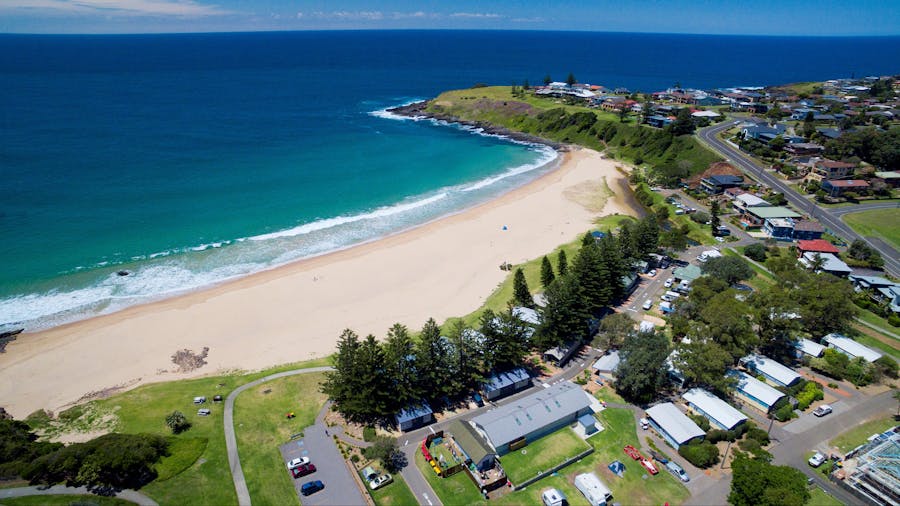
top-left (0, 147), bottom-right (638, 417)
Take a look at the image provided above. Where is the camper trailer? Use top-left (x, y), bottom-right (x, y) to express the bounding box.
top-left (574, 473), bottom-right (613, 506)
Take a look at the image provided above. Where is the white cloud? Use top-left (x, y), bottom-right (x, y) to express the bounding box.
top-left (0, 0), bottom-right (230, 16)
top-left (512, 16), bottom-right (544, 23)
top-left (309, 10), bottom-right (384, 20)
top-left (449, 12), bottom-right (502, 19)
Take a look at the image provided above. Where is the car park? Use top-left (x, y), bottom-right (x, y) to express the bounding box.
top-left (664, 278), bottom-right (674, 288)
top-left (197, 408), bottom-right (211, 416)
top-left (301, 480), bottom-right (325, 496)
top-left (808, 452), bottom-right (826, 467)
top-left (287, 457), bottom-right (311, 470)
top-left (813, 405), bottom-right (833, 417)
top-left (369, 474), bottom-right (393, 490)
top-left (642, 300), bottom-right (652, 310)
top-left (666, 461), bottom-right (689, 482)
top-left (291, 463), bottom-right (317, 479)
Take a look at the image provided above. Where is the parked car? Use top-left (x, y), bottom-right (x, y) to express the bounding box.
top-left (287, 457), bottom-right (311, 470)
top-left (664, 278), bottom-right (674, 288)
top-left (666, 461), bottom-right (689, 482)
top-left (197, 408), bottom-right (211, 416)
top-left (808, 452), bottom-right (827, 467)
top-left (369, 474), bottom-right (393, 490)
top-left (649, 450), bottom-right (668, 464)
top-left (193, 396), bottom-right (206, 404)
top-left (648, 269), bottom-right (657, 277)
top-left (715, 236), bottom-right (725, 243)
top-left (291, 463), bottom-right (317, 479)
top-left (300, 480), bottom-right (325, 496)
top-left (642, 299), bottom-right (653, 310)
top-left (639, 418), bottom-right (650, 430)
top-left (813, 405), bottom-right (833, 417)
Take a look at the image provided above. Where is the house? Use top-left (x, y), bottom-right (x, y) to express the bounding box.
top-left (645, 115), bottom-right (673, 128)
top-left (701, 174), bottom-right (745, 195)
top-left (395, 402), bottom-right (434, 431)
top-left (732, 193), bottom-right (771, 213)
top-left (592, 351), bottom-right (621, 375)
top-left (809, 159), bottom-right (856, 181)
top-left (796, 239), bottom-right (840, 257)
top-left (543, 340), bottom-right (582, 367)
top-left (728, 371), bottom-right (787, 414)
top-left (470, 381), bottom-right (592, 454)
top-left (763, 218), bottom-right (795, 240)
top-left (645, 402), bottom-right (705, 449)
top-left (784, 143), bottom-right (825, 155)
top-left (823, 333), bottom-right (884, 363)
top-left (792, 220), bottom-right (825, 241)
top-left (672, 264), bottom-right (702, 283)
top-left (848, 275), bottom-right (900, 314)
top-left (741, 123), bottom-right (786, 139)
top-left (822, 179), bottom-right (870, 197)
top-left (795, 338), bottom-right (825, 358)
top-left (482, 368), bottom-right (532, 401)
top-left (724, 187), bottom-right (747, 199)
top-left (574, 473), bottom-right (613, 506)
top-left (816, 127), bottom-right (843, 140)
top-left (691, 110), bottom-right (721, 119)
top-left (873, 171), bottom-right (900, 187)
top-left (447, 420), bottom-right (498, 472)
top-left (799, 252), bottom-right (852, 276)
top-left (739, 354), bottom-right (802, 387)
top-left (740, 206), bottom-right (801, 228)
top-left (682, 388), bottom-right (748, 431)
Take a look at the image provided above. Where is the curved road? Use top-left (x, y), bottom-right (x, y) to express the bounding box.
top-left (224, 366), bottom-right (334, 506)
top-left (698, 121), bottom-right (900, 277)
top-left (0, 485), bottom-right (158, 505)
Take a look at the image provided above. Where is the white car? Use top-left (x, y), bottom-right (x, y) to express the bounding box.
top-left (808, 452), bottom-right (826, 467)
top-left (642, 300), bottom-right (653, 310)
top-left (369, 474), bottom-right (393, 490)
top-left (664, 278), bottom-right (674, 288)
top-left (648, 269), bottom-right (657, 277)
top-left (197, 408), bottom-right (211, 416)
top-left (287, 457), bottom-right (311, 470)
top-left (715, 236), bottom-right (725, 243)
top-left (813, 405), bottom-right (833, 417)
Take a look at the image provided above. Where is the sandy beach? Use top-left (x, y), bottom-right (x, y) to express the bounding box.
top-left (0, 148), bottom-right (637, 417)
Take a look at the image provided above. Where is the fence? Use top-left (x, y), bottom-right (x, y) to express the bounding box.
top-left (512, 447), bottom-right (595, 491)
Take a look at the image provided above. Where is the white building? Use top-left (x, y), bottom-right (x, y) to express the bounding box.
top-left (645, 402), bottom-right (705, 449)
top-left (682, 388), bottom-right (748, 431)
top-left (823, 333), bottom-right (884, 363)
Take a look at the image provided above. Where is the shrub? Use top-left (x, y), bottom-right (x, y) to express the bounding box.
top-left (737, 438), bottom-right (772, 461)
top-left (350, 454), bottom-right (360, 463)
top-left (773, 403), bottom-right (795, 422)
top-left (165, 411), bottom-right (191, 434)
top-left (746, 428), bottom-right (770, 446)
top-left (678, 441), bottom-right (720, 468)
top-left (889, 314), bottom-right (900, 327)
top-left (828, 382), bottom-right (839, 389)
top-left (363, 426), bottom-right (377, 443)
top-left (744, 243), bottom-right (767, 262)
top-left (689, 413), bottom-right (710, 432)
top-left (874, 356), bottom-right (898, 379)
top-left (707, 429), bottom-right (731, 444)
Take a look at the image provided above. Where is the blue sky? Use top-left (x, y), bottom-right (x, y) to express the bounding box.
top-left (1, 0), bottom-right (898, 35)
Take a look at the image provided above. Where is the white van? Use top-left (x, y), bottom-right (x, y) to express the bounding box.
top-left (541, 488), bottom-right (566, 506)
top-left (574, 473), bottom-right (612, 506)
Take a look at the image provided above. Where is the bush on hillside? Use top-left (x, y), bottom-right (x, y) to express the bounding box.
top-left (744, 243), bottom-right (767, 262)
top-left (678, 440), bottom-right (720, 468)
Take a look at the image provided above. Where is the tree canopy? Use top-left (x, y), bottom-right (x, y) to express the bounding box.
top-left (701, 256), bottom-right (755, 285)
top-left (615, 329), bottom-right (670, 403)
top-left (729, 452), bottom-right (810, 506)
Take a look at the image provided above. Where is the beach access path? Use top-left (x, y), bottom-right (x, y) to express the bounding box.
top-left (0, 147), bottom-right (637, 418)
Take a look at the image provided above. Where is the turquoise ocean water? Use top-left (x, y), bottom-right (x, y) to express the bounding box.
top-left (1, 31), bottom-right (897, 329)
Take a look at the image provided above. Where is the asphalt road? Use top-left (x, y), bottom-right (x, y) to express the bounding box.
top-left (698, 121), bottom-right (900, 277)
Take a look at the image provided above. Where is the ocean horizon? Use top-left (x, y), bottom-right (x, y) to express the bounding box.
top-left (2, 30), bottom-right (898, 330)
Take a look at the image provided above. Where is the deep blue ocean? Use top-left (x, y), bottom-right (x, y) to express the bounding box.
top-left (1, 30), bottom-right (898, 329)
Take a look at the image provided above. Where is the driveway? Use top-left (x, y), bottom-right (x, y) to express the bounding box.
top-left (280, 424), bottom-right (367, 506)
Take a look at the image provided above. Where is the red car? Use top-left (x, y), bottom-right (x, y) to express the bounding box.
top-left (291, 463), bottom-right (317, 479)
top-left (623, 445), bottom-right (641, 460)
top-left (640, 458), bottom-right (659, 475)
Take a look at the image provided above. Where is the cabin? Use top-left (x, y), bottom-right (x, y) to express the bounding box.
top-left (645, 402), bottom-right (705, 449)
top-left (728, 370), bottom-right (787, 413)
top-left (682, 388), bottom-right (748, 431)
top-left (482, 368), bottom-right (532, 401)
top-left (395, 402), bottom-right (434, 431)
top-left (822, 333), bottom-right (884, 363)
top-left (739, 354), bottom-right (802, 387)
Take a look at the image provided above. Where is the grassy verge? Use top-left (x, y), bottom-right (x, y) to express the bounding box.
top-left (501, 427), bottom-right (591, 484)
top-left (722, 248), bottom-right (774, 290)
top-left (233, 372), bottom-right (328, 506)
top-left (369, 473), bottom-right (419, 506)
top-left (829, 416), bottom-right (898, 453)
top-left (857, 309), bottom-right (900, 338)
top-left (851, 325), bottom-right (900, 360)
top-left (414, 451), bottom-right (486, 506)
top-left (42, 357), bottom-right (331, 506)
top-left (0, 496), bottom-right (135, 506)
top-left (842, 208), bottom-right (900, 250)
top-left (808, 485), bottom-right (843, 506)
top-left (638, 185), bottom-right (715, 245)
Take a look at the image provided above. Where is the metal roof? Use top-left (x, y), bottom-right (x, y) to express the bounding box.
top-left (471, 381), bottom-right (590, 448)
top-left (512, 306), bottom-right (541, 326)
top-left (483, 367), bottom-right (531, 394)
top-left (645, 402), bottom-right (705, 445)
top-left (592, 351), bottom-right (620, 372)
top-left (448, 420), bottom-right (495, 465)
top-left (746, 206), bottom-right (802, 219)
top-left (729, 371), bottom-right (786, 408)
top-left (735, 193), bottom-right (770, 207)
top-left (740, 354), bottom-right (801, 386)
top-left (682, 388), bottom-right (748, 430)
top-left (395, 402), bottom-right (433, 424)
top-left (673, 264), bottom-right (702, 281)
top-left (797, 338), bottom-right (825, 357)
top-left (800, 252), bottom-right (852, 274)
top-left (823, 333), bottom-right (884, 363)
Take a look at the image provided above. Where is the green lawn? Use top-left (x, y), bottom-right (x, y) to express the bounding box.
top-left (829, 416), bottom-right (898, 453)
top-left (639, 185), bottom-right (716, 245)
top-left (808, 486), bottom-right (843, 506)
top-left (369, 473), bottom-right (419, 506)
top-left (233, 372), bottom-right (328, 506)
top-left (856, 309), bottom-right (900, 339)
top-left (41, 358), bottom-right (331, 506)
top-left (842, 208), bottom-right (900, 250)
top-left (431, 86), bottom-right (625, 124)
top-left (500, 427), bottom-right (592, 484)
top-left (0, 495), bottom-right (135, 506)
top-left (414, 451), bottom-right (486, 506)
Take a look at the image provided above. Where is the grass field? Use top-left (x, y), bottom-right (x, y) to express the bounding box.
top-left (233, 372), bottom-right (328, 506)
top-left (368, 473), bottom-right (419, 506)
top-left (38, 358), bottom-right (331, 506)
top-left (842, 208), bottom-right (900, 250)
top-left (829, 416), bottom-right (898, 453)
top-left (0, 495), bottom-right (135, 506)
top-left (500, 427), bottom-right (592, 484)
top-left (808, 485), bottom-right (843, 506)
top-left (414, 451), bottom-right (486, 506)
